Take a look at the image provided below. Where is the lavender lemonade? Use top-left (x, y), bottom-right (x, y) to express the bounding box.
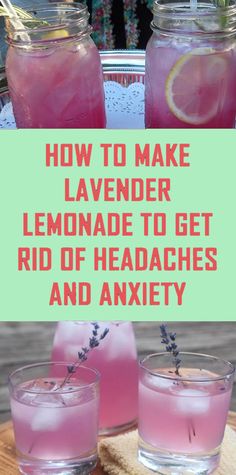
top-left (52, 322), bottom-right (139, 434)
top-left (5, 3), bottom-right (106, 128)
top-left (145, 0), bottom-right (236, 128)
top-left (9, 363), bottom-right (100, 475)
top-left (138, 352), bottom-right (235, 474)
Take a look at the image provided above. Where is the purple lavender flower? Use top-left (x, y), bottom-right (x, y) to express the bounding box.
top-left (160, 324), bottom-right (181, 375)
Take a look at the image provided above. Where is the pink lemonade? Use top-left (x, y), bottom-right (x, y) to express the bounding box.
top-left (6, 39), bottom-right (106, 128)
top-left (52, 322), bottom-right (138, 433)
top-left (5, 4), bottom-right (106, 128)
top-left (9, 364), bottom-right (100, 474)
top-left (145, 0), bottom-right (236, 129)
top-left (139, 368), bottom-right (232, 453)
top-left (138, 354), bottom-right (235, 474)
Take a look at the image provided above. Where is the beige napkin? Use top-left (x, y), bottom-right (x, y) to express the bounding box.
top-left (99, 426), bottom-right (236, 475)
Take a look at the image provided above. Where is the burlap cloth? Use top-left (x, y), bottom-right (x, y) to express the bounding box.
top-left (99, 426), bottom-right (236, 475)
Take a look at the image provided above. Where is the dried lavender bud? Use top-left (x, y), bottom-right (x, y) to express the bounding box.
top-left (89, 336), bottom-right (99, 348)
top-left (67, 365), bottom-right (76, 374)
top-left (100, 328), bottom-right (109, 340)
top-left (82, 347), bottom-right (89, 354)
top-left (59, 323), bottom-right (109, 389)
top-left (160, 324), bottom-right (181, 375)
top-left (78, 350), bottom-right (88, 362)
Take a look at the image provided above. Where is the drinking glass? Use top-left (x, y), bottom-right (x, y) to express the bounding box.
top-left (145, 0), bottom-right (236, 128)
top-left (52, 321), bottom-right (139, 434)
top-left (138, 352), bottom-right (235, 474)
top-left (9, 362), bottom-right (100, 474)
top-left (5, 3), bottom-right (106, 128)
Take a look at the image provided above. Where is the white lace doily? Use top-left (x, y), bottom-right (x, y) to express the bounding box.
top-left (0, 101), bottom-right (16, 129)
top-left (0, 81), bottom-right (144, 129)
top-left (105, 81), bottom-right (144, 129)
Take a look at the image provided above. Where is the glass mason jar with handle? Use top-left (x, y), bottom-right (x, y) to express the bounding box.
top-left (145, 0), bottom-right (236, 128)
top-left (51, 321), bottom-right (139, 435)
top-left (5, 3), bottom-right (106, 128)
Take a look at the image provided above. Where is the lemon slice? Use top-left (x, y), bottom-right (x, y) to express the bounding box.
top-left (165, 48), bottom-right (229, 125)
top-left (43, 29), bottom-right (69, 40)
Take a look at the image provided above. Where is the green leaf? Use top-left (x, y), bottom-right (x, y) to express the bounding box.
top-left (0, 5), bottom-right (32, 19)
top-left (0, 5), bottom-right (48, 27)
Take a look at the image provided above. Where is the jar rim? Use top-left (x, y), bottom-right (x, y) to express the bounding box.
top-left (8, 2), bottom-right (89, 27)
top-left (153, 0), bottom-right (236, 15)
top-left (6, 2), bottom-right (91, 45)
top-left (152, 0), bottom-right (236, 35)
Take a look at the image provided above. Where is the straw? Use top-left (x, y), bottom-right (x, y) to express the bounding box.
top-left (1, 0), bottom-right (30, 42)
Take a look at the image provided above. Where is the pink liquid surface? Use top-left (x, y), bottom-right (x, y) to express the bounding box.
top-left (6, 38), bottom-right (106, 128)
top-left (139, 368), bottom-right (232, 453)
top-left (11, 378), bottom-right (99, 460)
top-left (145, 35), bottom-right (236, 128)
top-left (51, 322), bottom-right (138, 430)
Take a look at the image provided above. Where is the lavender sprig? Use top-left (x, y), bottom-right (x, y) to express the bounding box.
top-left (30, 324), bottom-right (109, 454)
top-left (160, 324), bottom-right (181, 375)
top-left (77, 323), bottom-right (109, 360)
top-left (60, 322), bottom-right (109, 388)
top-left (160, 325), bottom-right (197, 443)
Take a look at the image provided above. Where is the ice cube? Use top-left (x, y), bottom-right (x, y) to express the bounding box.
top-left (56, 321), bottom-right (86, 341)
top-left (53, 321), bottom-right (90, 353)
top-left (146, 373), bottom-right (175, 391)
top-left (33, 390), bottom-right (66, 407)
top-left (154, 377), bottom-right (176, 390)
top-left (104, 324), bottom-right (138, 360)
top-left (176, 389), bottom-right (210, 414)
top-left (31, 406), bottom-right (65, 432)
top-left (64, 344), bottom-right (81, 361)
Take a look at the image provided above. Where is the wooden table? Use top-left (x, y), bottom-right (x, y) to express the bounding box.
top-left (1, 413), bottom-right (236, 475)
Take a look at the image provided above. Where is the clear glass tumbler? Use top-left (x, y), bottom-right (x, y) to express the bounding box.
top-left (52, 321), bottom-right (139, 434)
top-left (145, 0), bottom-right (236, 128)
top-left (5, 3), bottom-right (106, 128)
top-left (138, 352), bottom-right (235, 474)
top-left (9, 362), bottom-right (100, 475)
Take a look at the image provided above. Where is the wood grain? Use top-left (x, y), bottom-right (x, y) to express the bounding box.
top-left (0, 322), bottom-right (236, 422)
top-left (0, 414), bottom-right (235, 475)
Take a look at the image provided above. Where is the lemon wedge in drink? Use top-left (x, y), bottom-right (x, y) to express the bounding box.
top-left (42, 29), bottom-right (69, 40)
top-left (165, 48), bottom-right (228, 125)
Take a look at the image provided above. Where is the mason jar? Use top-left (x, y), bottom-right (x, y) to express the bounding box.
top-left (145, 0), bottom-right (236, 128)
top-left (5, 3), bottom-right (106, 128)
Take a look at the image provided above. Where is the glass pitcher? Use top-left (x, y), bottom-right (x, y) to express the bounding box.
top-left (51, 321), bottom-right (138, 434)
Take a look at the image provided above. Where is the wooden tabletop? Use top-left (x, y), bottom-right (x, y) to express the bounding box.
top-left (1, 413), bottom-right (236, 475)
